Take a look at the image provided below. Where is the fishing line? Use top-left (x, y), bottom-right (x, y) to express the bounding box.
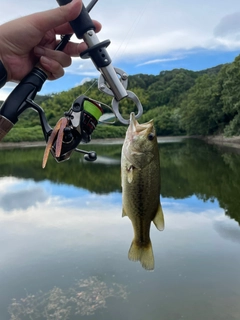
top-left (89, 97), bottom-right (117, 124)
top-left (111, 1), bottom-right (148, 61)
top-left (83, 78), bottom-right (98, 96)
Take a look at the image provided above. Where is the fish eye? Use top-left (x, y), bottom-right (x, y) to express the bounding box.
top-left (148, 133), bottom-right (155, 141)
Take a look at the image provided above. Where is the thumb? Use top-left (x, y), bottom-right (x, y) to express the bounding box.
top-left (30, 0), bottom-right (82, 33)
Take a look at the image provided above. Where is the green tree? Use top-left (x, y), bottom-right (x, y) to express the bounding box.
top-left (221, 56), bottom-right (240, 136)
top-left (180, 73), bottom-right (224, 135)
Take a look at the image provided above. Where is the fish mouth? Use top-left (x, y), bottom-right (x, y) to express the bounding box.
top-left (129, 112), bottom-right (138, 132)
top-left (129, 112), bottom-right (153, 134)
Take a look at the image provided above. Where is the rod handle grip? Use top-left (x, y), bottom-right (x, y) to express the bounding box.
top-left (56, 0), bottom-right (95, 39)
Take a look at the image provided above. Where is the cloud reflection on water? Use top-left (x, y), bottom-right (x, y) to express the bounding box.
top-left (1, 176), bottom-right (240, 258)
top-left (0, 176), bottom-right (237, 253)
top-left (0, 176), bottom-right (234, 232)
top-left (0, 187), bottom-right (48, 212)
top-left (1, 177), bottom-right (240, 320)
top-left (0, 177), bottom-right (48, 211)
top-left (213, 220), bottom-right (240, 243)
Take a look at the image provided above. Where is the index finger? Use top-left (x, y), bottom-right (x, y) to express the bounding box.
top-left (54, 19), bottom-right (102, 35)
top-left (29, 0), bottom-right (82, 34)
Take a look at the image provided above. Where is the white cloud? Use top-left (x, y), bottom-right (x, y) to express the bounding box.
top-left (2, 0), bottom-right (240, 96)
top-left (66, 59), bottom-right (99, 77)
top-left (214, 12), bottom-right (240, 37)
top-left (1, 0), bottom-right (240, 59)
top-left (92, 0), bottom-right (240, 58)
top-left (75, 77), bottom-right (92, 87)
top-left (0, 82), bottom-right (17, 101)
top-left (137, 57), bottom-right (184, 67)
top-left (0, 89), bottom-right (10, 101)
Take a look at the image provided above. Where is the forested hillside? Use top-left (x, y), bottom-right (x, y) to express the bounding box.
top-left (2, 54), bottom-right (240, 142)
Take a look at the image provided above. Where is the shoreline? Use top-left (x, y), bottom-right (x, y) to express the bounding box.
top-left (202, 135), bottom-right (240, 151)
top-left (0, 136), bottom-right (190, 149)
top-left (0, 135), bottom-right (240, 151)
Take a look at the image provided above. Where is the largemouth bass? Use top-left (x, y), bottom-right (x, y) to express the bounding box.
top-left (121, 112), bottom-right (164, 270)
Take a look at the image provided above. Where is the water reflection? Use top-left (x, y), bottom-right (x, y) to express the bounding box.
top-left (0, 177), bottom-right (48, 212)
top-left (160, 140), bottom-right (240, 225)
top-left (8, 276), bottom-right (127, 319)
top-left (0, 145), bottom-right (122, 193)
top-left (0, 139), bottom-right (240, 319)
top-left (213, 220), bottom-right (240, 243)
top-left (0, 139), bottom-right (240, 223)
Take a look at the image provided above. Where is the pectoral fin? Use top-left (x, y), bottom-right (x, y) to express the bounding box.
top-left (127, 166), bottom-right (134, 183)
top-left (153, 204), bottom-right (164, 231)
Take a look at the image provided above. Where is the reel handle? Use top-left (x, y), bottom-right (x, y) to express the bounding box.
top-left (75, 148), bottom-right (97, 161)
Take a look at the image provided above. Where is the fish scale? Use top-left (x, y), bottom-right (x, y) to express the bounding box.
top-left (121, 112), bottom-right (164, 270)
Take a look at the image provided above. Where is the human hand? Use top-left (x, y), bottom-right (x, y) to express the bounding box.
top-left (0, 0), bottom-right (101, 82)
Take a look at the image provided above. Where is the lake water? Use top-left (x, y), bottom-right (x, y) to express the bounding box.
top-left (0, 138), bottom-right (240, 320)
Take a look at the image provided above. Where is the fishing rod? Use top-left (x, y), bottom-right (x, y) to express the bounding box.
top-left (0, 0), bottom-right (143, 166)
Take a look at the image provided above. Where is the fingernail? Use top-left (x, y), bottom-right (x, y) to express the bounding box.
top-left (34, 46), bottom-right (45, 56)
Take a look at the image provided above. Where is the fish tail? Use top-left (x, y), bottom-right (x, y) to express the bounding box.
top-left (128, 240), bottom-right (154, 271)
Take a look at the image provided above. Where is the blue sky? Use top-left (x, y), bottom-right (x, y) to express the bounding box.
top-left (1, 0), bottom-right (240, 99)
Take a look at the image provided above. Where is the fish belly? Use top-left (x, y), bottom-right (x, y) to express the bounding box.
top-left (122, 155), bottom-right (160, 235)
top-left (121, 154), bottom-right (161, 270)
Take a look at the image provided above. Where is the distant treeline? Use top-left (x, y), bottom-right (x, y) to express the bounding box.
top-left (2, 54), bottom-right (240, 142)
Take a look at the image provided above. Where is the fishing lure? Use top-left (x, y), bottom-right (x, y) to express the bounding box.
top-left (0, 0), bottom-right (143, 165)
